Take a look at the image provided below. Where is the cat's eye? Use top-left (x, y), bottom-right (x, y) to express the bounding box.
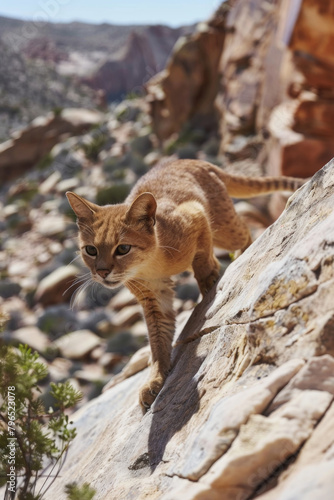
top-left (85, 245), bottom-right (98, 257)
top-left (116, 244), bottom-right (131, 256)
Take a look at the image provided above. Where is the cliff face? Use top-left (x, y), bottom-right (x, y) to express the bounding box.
top-left (146, 3), bottom-right (229, 140)
top-left (42, 160), bottom-right (334, 499)
top-left (146, 0), bottom-right (334, 180)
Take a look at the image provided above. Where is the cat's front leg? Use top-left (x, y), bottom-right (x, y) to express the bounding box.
top-left (127, 279), bottom-right (175, 411)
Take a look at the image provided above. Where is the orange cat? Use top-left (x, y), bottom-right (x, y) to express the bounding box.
top-left (66, 159), bottom-right (304, 410)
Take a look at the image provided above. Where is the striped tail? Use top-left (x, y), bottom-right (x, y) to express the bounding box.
top-left (216, 170), bottom-right (306, 198)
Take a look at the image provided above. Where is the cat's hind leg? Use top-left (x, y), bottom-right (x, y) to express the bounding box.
top-left (191, 219), bottom-right (221, 295)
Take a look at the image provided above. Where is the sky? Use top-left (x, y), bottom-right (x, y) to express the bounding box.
top-left (0, 0), bottom-right (222, 27)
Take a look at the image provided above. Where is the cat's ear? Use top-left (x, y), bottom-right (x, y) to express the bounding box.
top-left (66, 192), bottom-right (99, 219)
top-left (125, 192), bottom-right (157, 228)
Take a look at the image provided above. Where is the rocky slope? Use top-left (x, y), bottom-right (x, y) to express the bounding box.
top-left (40, 158), bottom-right (334, 499)
top-left (0, 15), bottom-right (191, 140)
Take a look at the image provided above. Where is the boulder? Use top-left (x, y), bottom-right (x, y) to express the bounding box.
top-left (42, 159), bottom-right (334, 499)
top-left (146, 3), bottom-right (230, 140)
top-left (0, 108), bottom-right (102, 182)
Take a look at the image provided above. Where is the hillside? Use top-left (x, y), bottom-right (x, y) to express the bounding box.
top-left (0, 16), bottom-right (191, 140)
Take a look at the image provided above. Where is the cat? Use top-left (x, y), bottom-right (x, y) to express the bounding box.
top-left (66, 159), bottom-right (304, 411)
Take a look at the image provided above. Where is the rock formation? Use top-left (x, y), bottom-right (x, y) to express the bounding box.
top-left (41, 159), bottom-right (334, 499)
top-left (0, 108), bottom-right (102, 182)
top-left (146, 3), bottom-right (230, 140)
top-left (268, 0), bottom-right (334, 178)
top-left (146, 0), bottom-right (334, 180)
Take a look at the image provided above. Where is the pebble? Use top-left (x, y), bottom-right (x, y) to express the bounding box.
top-left (54, 329), bottom-right (103, 359)
top-left (11, 326), bottom-right (50, 353)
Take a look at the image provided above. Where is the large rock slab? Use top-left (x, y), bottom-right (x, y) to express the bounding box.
top-left (146, 4), bottom-right (228, 140)
top-left (43, 159), bottom-right (334, 499)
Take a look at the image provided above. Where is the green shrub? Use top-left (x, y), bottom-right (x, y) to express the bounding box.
top-left (65, 482), bottom-right (96, 500)
top-left (96, 184), bottom-right (131, 205)
top-left (0, 344), bottom-right (82, 499)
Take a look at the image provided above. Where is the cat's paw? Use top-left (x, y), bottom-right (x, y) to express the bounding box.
top-left (199, 269), bottom-right (219, 295)
top-left (139, 377), bottom-right (164, 412)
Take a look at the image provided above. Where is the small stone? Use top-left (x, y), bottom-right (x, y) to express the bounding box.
top-left (144, 151), bottom-right (161, 166)
top-left (35, 215), bottom-right (67, 237)
top-left (103, 345), bottom-right (151, 391)
top-left (35, 265), bottom-right (80, 306)
top-left (90, 345), bottom-right (106, 361)
top-left (37, 305), bottom-right (78, 338)
top-left (56, 177), bottom-right (80, 193)
top-left (54, 330), bottom-right (103, 359)
top-left (74, 365), bottom-right (106, 383)
top-left (39, 171), bottom-right (62, 195)
top-left (48, 357), bottom-right (73, 383)
top-left (131, 321), bottom-right (147, 338)
top-left (99, 352), bottom-right (123, 369)
top-left (111, 305), bottom-right (143, 329)
top-left (7, 261), bottom-right (31, 277)
top-left (0, 280), bottom-right (21, 298)
top-left (109, 287), bottom-right (137, 311)
top-left (11, 326), bottom-right (50, 353)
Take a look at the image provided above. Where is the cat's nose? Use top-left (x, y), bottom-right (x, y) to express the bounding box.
top-left (96, 269), bottom-right (110, 279)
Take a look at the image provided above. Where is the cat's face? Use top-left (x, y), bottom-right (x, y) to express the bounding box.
top-left (66, 191), bottom-right (157, 289)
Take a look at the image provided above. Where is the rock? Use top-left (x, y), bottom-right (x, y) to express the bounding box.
top-left (106, 331), bottom-right (144, 356)
top-left (48, 357), bottom-right (73, 383)
top-left (0, 108), bottom-right (102, 182)
top-left (73, 365), bottom-right (107, 384)
top-left (0, 280), bottom-right (21, 298)
top-left (56, 177), bottom-right (80, 193)
top-left (41, 159), bottom-right (334, 499)
top-left (102, 345), bottom-right (151, 391)
top-left (34, 215), bottom-right (68, 238)
top-left (288, 0), bottom-right (334, 90)
top-left (111, 305), bottom-right (143, 330)
top-left (268, 98), bottom-right (334, 178)
top-left (146, 4), bottom-right (229, 140)
top-left (266, 1), bottom-right (334, 178)
top-left (35, 265), bottom-right (80, 306)
top-left (54, 330), bottom-right (103, 360)
top-left (39, 171), bottom-right (62, 195)
top-left (11, 326), bottom-right (50, 353)
top-left (37, 305), bottom-right (79, 338)
top-left (98, 352), bottom-right (123, 370)
top-left (109, 287), bottom-right (137, 311)
top-left (81, 26), bottom-right (186, 101)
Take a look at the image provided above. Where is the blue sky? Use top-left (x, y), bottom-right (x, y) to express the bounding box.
top-left (0, 0), bottom-right (222, 27)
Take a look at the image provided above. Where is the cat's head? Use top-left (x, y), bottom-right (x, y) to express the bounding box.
top-left (66, 191), bottom-right (157, 289)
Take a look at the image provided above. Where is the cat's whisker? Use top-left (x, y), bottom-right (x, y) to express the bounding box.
top-left (65, 253), bottom-right (81, 267)
top-left (70, 277), bottom-right (94, 309)
top-left (62, 274), bottom-right (91, 297)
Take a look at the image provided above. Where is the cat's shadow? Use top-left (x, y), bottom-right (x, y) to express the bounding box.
top-left (147, 283), bottom-right (218, 472)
